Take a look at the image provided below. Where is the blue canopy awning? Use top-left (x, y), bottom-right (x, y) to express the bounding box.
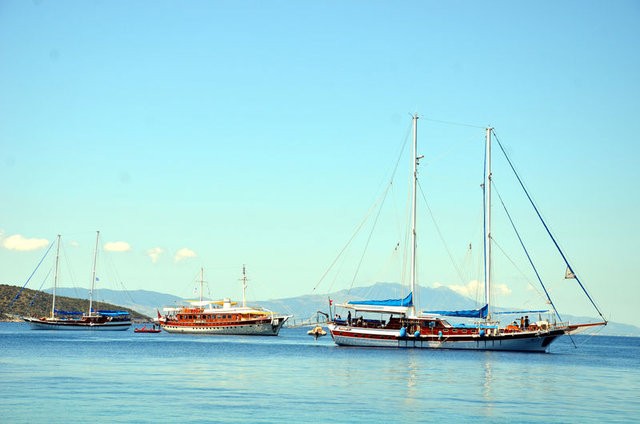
top-left (54, 309), bottom-right (83, 315)
top-left (97, 310), bottom-right (130, 317)
top-left (424, 304), bottom-right (488, 319)
top-left (348, 292), bottom-right (413, 307)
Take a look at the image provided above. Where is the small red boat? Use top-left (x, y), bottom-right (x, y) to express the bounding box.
top-left (134, 325), bottom-right (161, 334)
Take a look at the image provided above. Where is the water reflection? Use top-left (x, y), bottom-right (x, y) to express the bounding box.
top-left (481, 353), bottom-right (494, 416)
top-left (404, 351), bottom-right (420, 404)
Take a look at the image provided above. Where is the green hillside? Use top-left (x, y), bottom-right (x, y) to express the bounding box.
top-left (0, 284), bottom-right (151, 321)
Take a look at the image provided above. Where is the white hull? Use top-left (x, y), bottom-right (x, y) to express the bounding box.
top-left (322, 117), bottom-right (607, 353)
top-left (328, 324), bottom-right (564, 352)
top-left (24, 317), bottom-right (132, 331)
top-left (161, 316), bottom-right (289, 336)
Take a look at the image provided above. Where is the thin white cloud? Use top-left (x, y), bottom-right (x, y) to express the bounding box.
top-left (104, 241), bottom-right (132, 252)
top-left (175, 247), bottom-right (197, 262)
top-left (147, 247), bottom-right (164, 263)
top-left (433, 280), bottom-right (512, 297)
top-left (492, 283), bottom-right (512, 296)
top-left (2, 234), bottom-right (49, 251)
top-left (449, 280), bottom-right (482, 297)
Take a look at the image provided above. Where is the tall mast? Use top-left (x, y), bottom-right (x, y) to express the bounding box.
top-left (484, 128), bottom-right (493, 320)
top-left (89, 231), bottom-right (99, 316)
top-left (409, 114), bottom-right (421, 317)
top-left (200, 267), bottom-right (204, 303)
top-left (51, 235), bottom-right (61, 319)
top-left (241, 265), bottom-right (248, 308)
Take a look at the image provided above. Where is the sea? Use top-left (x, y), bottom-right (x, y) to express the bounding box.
top-left (1, 323), bottom-right (638, 424)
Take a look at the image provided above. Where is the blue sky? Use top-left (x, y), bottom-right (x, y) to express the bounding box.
top-left (1, 1), bottom-right (638, 326)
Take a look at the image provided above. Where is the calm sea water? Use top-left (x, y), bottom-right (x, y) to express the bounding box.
top-left (1, 323), bottom-right (638, 423)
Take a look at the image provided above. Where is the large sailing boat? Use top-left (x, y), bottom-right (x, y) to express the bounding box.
top-left (326, 115), bottom-right (606, 352)
top-left (158, 266), bottom-right (290, 335)
top-left (23, 231), bottom-right (132, 331)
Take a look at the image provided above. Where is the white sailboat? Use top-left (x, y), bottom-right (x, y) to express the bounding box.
top-left (325, 114), bottom-right (606, 352)
top-left (23, 231), bottom-right (132, 331)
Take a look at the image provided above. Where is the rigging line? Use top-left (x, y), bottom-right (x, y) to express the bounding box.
top-left (311, 181), bottom-right (393, 293)
top-left (1, 238), bottom-right (56, 316)
top-left (490, 237), bottom-right (546, 301)
top-left (349, 181), bottom-right (392, 290)
top-left (417, 180), bottom-right (466, 284)
top-left (27, 266), bottom-right (54, 310)
top-left (35, 263), bottom-right (54, 291)
top-left (423, 117), bottom-right (486, 129)
top-left (495, 189), bottom-right (579, 346)
top-left (492, 130), bottom-right (607, 323)
top-left (104, 250), bottom-right (136, 305)
top-left (492, 181), bottom-right (564, 323)
top-left (313, 123), bottom-right (411, 294)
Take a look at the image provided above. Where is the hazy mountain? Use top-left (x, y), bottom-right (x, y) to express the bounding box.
top-left (259, 282), bottom-right (481, 324)
top-left (34, 282), bottom-right (639, 337)
top-left (46, 287), bottom-right (182, 319)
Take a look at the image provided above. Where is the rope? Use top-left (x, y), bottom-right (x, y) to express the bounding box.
top-left (417, 180), bottom-right (466, 283)
top-left (423, 117), bottom-right (485, 129)
top-left (490, 236), bottom-right (545, 301)
top-left (312, 120), bottom-right (412, 294)
top-left (492, 181), bottom-right (564, 324)
top-left (493, 130), bottom-right (607, 323)
top-left (1, 238), bottom-right (55, 316)
top-left (311, 181), bottom-right (393, 294)
top-left (28, 266), bottom-right (54, 312)
top-left (349, 184), bottom-right (391, 290)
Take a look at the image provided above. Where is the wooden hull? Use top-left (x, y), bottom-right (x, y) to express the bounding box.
top-left (23, 316), bottom-right (131, 331)
top-left (160, 315), bottom-right (289, 336)
top-left (327, 323), bottom-right (567, 352)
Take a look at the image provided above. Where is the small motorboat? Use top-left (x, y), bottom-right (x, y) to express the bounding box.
top-left (134, 325), bottom-right (161, 334)
top-left (307, 325), bottom-right (327, 339)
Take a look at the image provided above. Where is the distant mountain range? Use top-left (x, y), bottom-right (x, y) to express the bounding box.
top-left (36, 282), bottom-right (639, 337)
top-left (37, 287), bottom-right (179, 319)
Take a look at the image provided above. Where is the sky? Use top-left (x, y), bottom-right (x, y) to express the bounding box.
top-left (1, 1), bottom-right (639, 326)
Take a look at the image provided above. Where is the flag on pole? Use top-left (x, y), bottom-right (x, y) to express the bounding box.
top-left (565, 267), bottom-right (576, 279)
